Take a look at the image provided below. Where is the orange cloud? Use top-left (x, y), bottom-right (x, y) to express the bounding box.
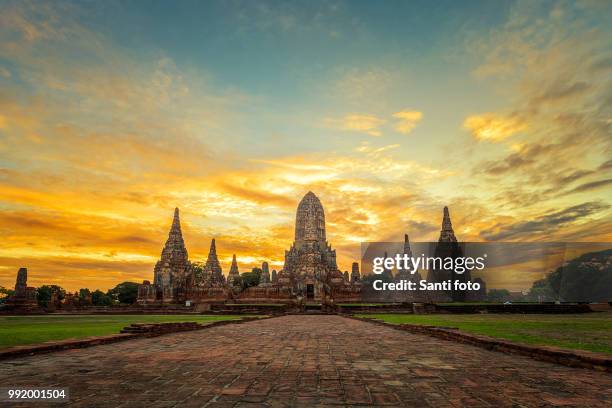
top-left (326, 114), bottom-right (385, 136)
top-left (463, 113), bottom-right (526, 141)
top-left (392, 110), bottom-right (423, 134)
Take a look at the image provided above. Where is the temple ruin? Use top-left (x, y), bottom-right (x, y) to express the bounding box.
top-left (4, 267), bottom-right (38, 312)
top-left (138, 191), bottom-right (362, 305)
top-left (137, 192), bottom-right (485, 305)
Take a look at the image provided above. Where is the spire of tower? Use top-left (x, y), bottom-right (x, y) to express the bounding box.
top-left (168, 207), bottom-right (183, 237)
top-left (403, 233), bottom-right (413, 258)
top-left (202, 238), bottom-right (224, 284)
top-left (438, 206), bottom-right (457, 243)
top-left (153, 208), bottom-right (190, 289)
top-left (226, 254), bottom-right (240, 287)
top-left (295, 191), bottom-right (326, 242)
top-left (229, 254), bottom-right (239, 275)
top-left (210, 238), bottom-right (216, 255)
top-left (169, 207), bottom-right (182, 236)
top-left (442, 206), bottom-right (453, 232)
top-left (164, 207), bottom-right (185, 247)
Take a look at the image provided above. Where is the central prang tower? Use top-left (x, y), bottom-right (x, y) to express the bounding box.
top-left (279, 191), bottom-right (344, 300)
top-left (294, 191), bottom-right (326, 242)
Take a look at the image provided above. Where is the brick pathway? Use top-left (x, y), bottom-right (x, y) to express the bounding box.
top-left (1, 315), bottom-right (610, 407)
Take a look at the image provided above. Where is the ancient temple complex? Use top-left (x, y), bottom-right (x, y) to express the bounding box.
top-left (137, 192), bottom-right (484, 305)
top-left (137, 192), bottom-right (361, 305)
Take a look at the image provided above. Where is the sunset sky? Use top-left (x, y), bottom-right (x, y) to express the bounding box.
top-left (0, 0), bottom-right (610, 292)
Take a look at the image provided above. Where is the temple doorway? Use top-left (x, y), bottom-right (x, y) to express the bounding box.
top-left (306, 284), bottom-right (314, 299)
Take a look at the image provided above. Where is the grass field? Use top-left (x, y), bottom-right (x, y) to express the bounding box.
top-left (359, 313), bottom-right (612, 354)
top-left (0, 314), bottom-right (243, 349)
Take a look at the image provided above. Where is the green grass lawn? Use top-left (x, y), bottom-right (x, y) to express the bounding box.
top-left (0, 314), bottom-right (243, 349)
top-left (358, 312), bottom-right (612, 354)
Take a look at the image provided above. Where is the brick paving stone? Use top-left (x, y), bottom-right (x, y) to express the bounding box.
top-left (0, 315), bottom-right (611, 407)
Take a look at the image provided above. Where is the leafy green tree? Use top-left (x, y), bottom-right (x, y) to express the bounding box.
top-left (525, 279), bottom-right (555, 302)
top-left (107, 281), bottom-right (139, 304)
top-left (91, 289), bottom-right (112, 306)
top-left (241, 268), bottom-right (262, 289)
top-left (524, 249), bottom-right (612, 302)
top-left (0, 286), bottom-right (14, 304)
top-left (36, 285), bottom-right (66, 307)
top-left (486, 288), bottom-right (510, 303)
top-left (191, 262), bottom-right (204, 283)
top-left (78, 288), bottom-right (91, 300)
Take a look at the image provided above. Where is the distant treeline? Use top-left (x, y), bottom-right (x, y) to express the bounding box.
top-left (524, 249), bottom-right (612, 303)
top-left (0, 266), bottom-right (269, 308)
top-left (0, 281), bottom-right (140, 307)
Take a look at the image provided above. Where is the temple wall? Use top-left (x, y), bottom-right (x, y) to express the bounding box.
top-left (237, 286), bottom-right (293, 301)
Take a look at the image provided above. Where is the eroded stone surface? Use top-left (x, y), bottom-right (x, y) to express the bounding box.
top-left (1, 315), bottom-right (610, 407)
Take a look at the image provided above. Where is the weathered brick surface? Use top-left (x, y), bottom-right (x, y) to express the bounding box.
top-left (353, 317), bottom-right (612, 372)
top-left (0, 315), bottom-right (610, 407)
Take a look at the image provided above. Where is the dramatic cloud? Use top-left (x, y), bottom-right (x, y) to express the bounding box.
top-left (480, 143), bottom-right (557, 175)
top-left (566, 179), bottom-right (612, 195)
top-left (480, 202), bottom-right (610, 241)
top-left (462, 0), bottom-right (612, 250)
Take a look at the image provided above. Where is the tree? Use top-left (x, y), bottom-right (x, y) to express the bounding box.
top-left (486, 288), bottom-right (510, 303)
top-left (107, 281), bottom-right (139, 304)
top-left (525, 249), bottom-right (612, 302)
top-left (525, 279), bottom-right (555, 302)
top-left (0, 286), bottom-right (14, 304)
top-left (91, 289), bottom-right (112, 306)
top-left (191, 262), bottom-right (204, 283)
top-left (78, 288), bottom-right (91, 300)
top-left (36, 285), bottom-right (66, 307)
top-left (241, 268), bottom-right (262, 289)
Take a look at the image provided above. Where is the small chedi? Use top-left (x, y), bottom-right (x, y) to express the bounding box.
top-left (4, 267), bottom-right (38, 312)
top-left (137, 191), bottom-right (486, 305)
top-left (226, 254), bottom-right (241, 289)
top-left (426, 206), bottom-right (486, 302)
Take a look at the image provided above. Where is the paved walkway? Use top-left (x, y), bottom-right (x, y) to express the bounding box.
top-left (0, 315), bottom-right (610, 407)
